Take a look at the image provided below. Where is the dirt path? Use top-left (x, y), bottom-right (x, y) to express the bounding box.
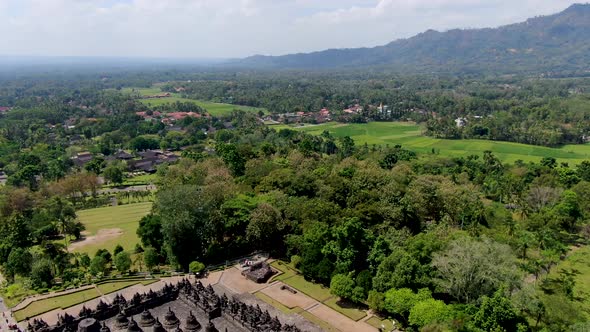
top-left (69, 228), bottom-right (123, 250)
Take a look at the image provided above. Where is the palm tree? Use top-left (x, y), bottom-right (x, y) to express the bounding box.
top-left (48, 197), bottom-right (77, 251)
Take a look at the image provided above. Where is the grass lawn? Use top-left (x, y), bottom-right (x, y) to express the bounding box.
top-left (73, 202), bottom-right (152, 255)
top-left (546, 245), bottom-right (590, 319)
top-left (120, 86), bottom-right (266, 116)
top-left (281, 275), bottom-right (332, 303)
top-left (254, 292), bottom-right (304, 314)
top-left (366, 316), bottom-right (397, 331)
top-left (271, 122), bottom-right (590, 164)
top-left (323, 297), bottom-right (367, 321)
top-left (299, 311), bottom-right (340, 332)
top-left (270, 261), bottom-right (297, 281)
top-left (96, 279), bottom-right (156, 294)
top-left (13, 279), bottom-right (158, 321)
top-left (122, 173), bottom-right (158, 186)
top-left (14, 288), bottom-right (100, 321)
top-left (270, 260), bottom-right (332, 302)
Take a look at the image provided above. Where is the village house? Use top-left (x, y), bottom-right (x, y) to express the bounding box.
top-left (143, 92), bottom-right (171, 99)
top-left (343, 104), bottom-right (363, 114)
top-left (136, 111), bottom-right (162, 121)
top-left (0, 107), bottom-right (11, 114)
top-left (0, 171), bottom-right (7, 186)
top-left (455, 117), bottom-right (467, 127)
top-left (127, 150), bottom-right (180, 173)
top-left (71, 152), bottom-right (94, 167)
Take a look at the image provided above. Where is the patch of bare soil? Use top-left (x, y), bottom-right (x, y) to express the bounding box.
top-left (69, 228), bottom-right (123, 250)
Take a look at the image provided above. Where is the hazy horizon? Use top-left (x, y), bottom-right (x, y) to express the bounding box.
top-left (0, 0), bottom-right (583, 59)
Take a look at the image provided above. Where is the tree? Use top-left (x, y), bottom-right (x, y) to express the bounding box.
top-left (47, 197), bottom-right (77, 251)
top-left (408, 299), bottom-right (452, 328)
top-left (367, 291), bottom-right (385, 312)
top-left (189, 261), bottom-right (205, 274)
top-left (339, 136), bottom-right (355, 158)
top-left (322, 217), bottom-right (369, 275)
top-left (143, 247), bottom-right (159, 271)
top-left (103, 164), bottom-right (124, 185)
top-left (114, 251), bottom-right (131, 273)
top-left (472, 289), bottom-right (525, 331)
top-left (216, 142), bottom-right (247, 176)
top-left (89, 255), bottom-right (107, 276)
top-left (577, 161), bottom-right (590, 182)
top-left (84, 157), bottom-right (105, 174)
top-left (79, 253), bottom-right (91, 269)
top-left (95, 248), bottom-right (112, 263)
top-left (330, 274), bottom-right (355, 300)
top-left (5, 248), bottom-right (32, 279)
top-left (432, 237), bottom-right (521, 303)
top-left (383, 288), bottom-right (431, 319)
top-left (156, 185), bottom-right (214, 269)
top-left (246, 203), bottom-right (285, 251)
top-left (113, 244), bottom-right (124, 257)
top-left (31, 258), bottom-right (54, 289)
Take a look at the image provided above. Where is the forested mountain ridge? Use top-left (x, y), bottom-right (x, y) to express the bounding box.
top-left (237, 4), bottom-right (590, 74)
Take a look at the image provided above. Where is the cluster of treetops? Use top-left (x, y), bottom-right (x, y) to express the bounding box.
top-left (2, 69), bottom-right (590, 149)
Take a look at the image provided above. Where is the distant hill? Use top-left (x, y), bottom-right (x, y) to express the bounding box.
top-left (236, 4), bottom-right (590, 74)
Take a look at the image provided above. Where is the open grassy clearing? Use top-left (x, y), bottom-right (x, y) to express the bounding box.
top-left (271, 122), bottom-right (590, 164)
top-left (120, 86), bottom-right (266, 116)
top-left (13, 280), bottom-right (156, 321)
top-left (546, 245), bottom-right (590, 319)
top-left (73, 202), bottom-right (152, 255)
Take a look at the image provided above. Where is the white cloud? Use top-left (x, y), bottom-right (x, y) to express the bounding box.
top-left (0, 0), bottom-right (580, 58)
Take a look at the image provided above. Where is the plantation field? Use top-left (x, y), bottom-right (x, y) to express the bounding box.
top-left (73, 202), bottom-right (152, 255)
top-left (272, 122), bottom-right (590, 164)
top-left (121, 87), bottom-right (265, 116)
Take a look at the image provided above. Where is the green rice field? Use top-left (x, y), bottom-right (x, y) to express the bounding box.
top-left (121, 87), bottom-right (265, 116)
top-left (272, 122), bottom-right (590, 164)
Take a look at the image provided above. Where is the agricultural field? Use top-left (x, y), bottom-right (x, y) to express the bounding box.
top-left (120, 87), bottom-right (266, 116)
top-left (72, 202), bottom-right (152, 255)
top-left (272, 122), bottom-right (590, 164)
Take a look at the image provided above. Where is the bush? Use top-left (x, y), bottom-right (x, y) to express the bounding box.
top-left (290, 255), bottom-right (301, 269)
top-left (408, 299), bottom-right (452, 328)
top-left (31, 259), bottom-right (54, 289)
top-left (189, 261), bottom-right (205, 274)
top-left (114, 252), bottom-right (131, 273)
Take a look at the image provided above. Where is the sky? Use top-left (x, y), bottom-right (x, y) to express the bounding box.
top-left (0, 0), bottom-right (582, 59)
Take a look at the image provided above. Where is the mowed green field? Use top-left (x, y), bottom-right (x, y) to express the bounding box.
top-left (271, 122), bottom-right (590, 164)
top-left (121, 87), bottom-right (265, 116)
top-left (73, 202), bottom-right (152, 255)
